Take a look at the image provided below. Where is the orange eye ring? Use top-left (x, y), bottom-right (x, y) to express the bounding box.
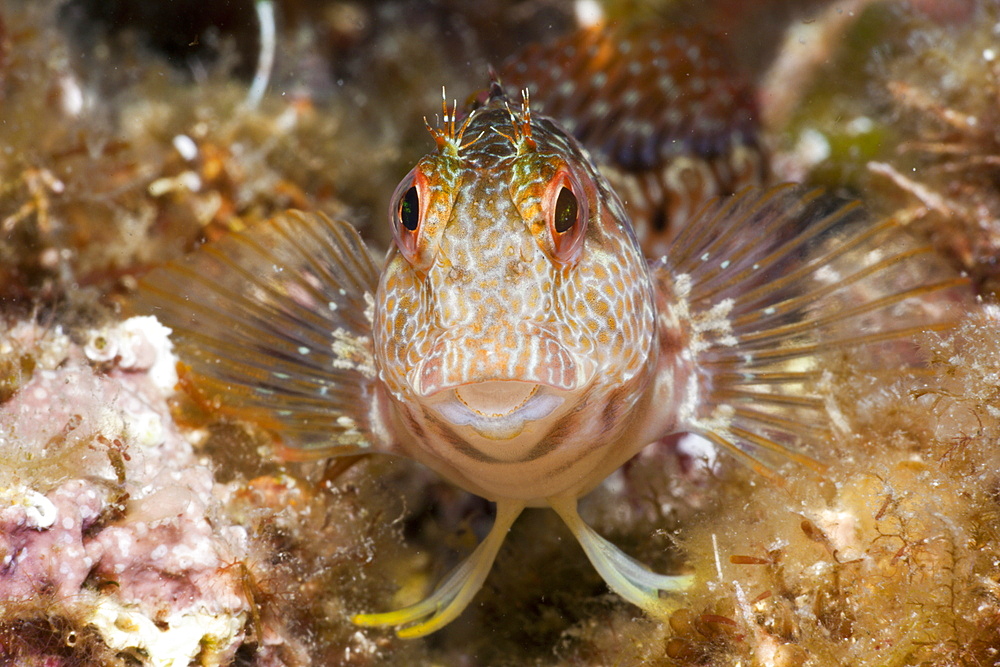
top-left (390, 167), bottom-right (429, 263)
top-left (542, 167), bottom-right (589, 263)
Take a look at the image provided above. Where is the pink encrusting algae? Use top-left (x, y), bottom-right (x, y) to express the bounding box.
top-left (137, 25), bottom-right (971, 640)
top-left (0, 317), bottom-right (254, 664)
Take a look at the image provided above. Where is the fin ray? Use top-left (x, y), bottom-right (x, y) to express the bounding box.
top-left (135, 210), bottom-right (386, 458)
top-left (658, 186), bottom-right (970, 473)
top-left (353, 501), bottom-right (525, 638)
top-left (732, 276), bottom-right (968, 347)
top-left (719, 215), bottom-right (897, 312)
top-left (549, 497), bottom-right (691, 617)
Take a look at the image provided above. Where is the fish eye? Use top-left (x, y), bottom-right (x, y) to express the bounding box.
top-left (390, 167), bottom-right (427, 264)
top-left (553, 187), bottom-right (578, 234)
top-left (400, 186), bottom-right (420, 231)
top-left (542, 167), bottom-right (589, 263)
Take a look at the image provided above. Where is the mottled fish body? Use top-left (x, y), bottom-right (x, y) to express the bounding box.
top-left (138, 27), bottom-right (969, 639)
top-left (375, 93), bottom-right (670, 506)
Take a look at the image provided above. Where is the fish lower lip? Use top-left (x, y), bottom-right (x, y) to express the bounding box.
top-left (432, 383), bottom-right (565, 439)
top-left (454, 381), bottom-right (539, 417)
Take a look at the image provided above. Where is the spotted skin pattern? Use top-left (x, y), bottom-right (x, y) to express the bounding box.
top-left (374, 94), bottom-right (668, 502)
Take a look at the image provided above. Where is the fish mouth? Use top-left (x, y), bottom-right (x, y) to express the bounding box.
top-left (413, 324), bottom-right (589, 440)
top-left (456, 381), bottom-right (539, 417)
top-left (428, 380), bottom-right (568, 440)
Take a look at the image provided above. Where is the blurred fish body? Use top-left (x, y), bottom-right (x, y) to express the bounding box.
top-left (137, 27), bottom-right (969, 638)
top-left (497, 25), bottom-right (766, 256)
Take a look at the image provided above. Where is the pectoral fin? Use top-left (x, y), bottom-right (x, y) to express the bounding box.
top-left (353, 500), bottom-right (524, 638)
top-left (550, 496), bottom-right (692, 616)
top-left (135, 211), bottom-right (391, 459)
top-left (654, 185), bottom-right (970, 476)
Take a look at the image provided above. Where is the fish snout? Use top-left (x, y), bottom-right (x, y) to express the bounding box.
top-left (415, 323), bottom-right (580, 398)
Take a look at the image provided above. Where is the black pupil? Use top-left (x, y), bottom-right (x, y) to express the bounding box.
top-left (400, 186), bottom-right (420, 231)
top-left (554, 187), bottom-right (578, 234)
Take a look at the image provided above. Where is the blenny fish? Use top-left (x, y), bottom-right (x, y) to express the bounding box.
top-left (137, 26), bottom-right (969, 638)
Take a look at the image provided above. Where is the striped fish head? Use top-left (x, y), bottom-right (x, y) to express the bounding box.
top-left (373, 92), bottom-right (657, 487)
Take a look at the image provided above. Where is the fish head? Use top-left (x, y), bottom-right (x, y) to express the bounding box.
top-left (374, 91), bottom-right (657, 470)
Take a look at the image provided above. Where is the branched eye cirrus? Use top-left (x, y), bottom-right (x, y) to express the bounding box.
top-left (543, 167), bottom-right (589, 263)
top-left (390, 167), bottom-right (428, 263)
